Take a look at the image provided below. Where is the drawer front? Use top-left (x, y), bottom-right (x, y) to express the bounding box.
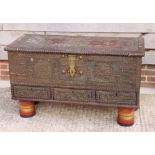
top-left (12, 85), bottom-right (52, 99)
top-left (54, 88), bottom-right (94, 102)
top-left (96, 91), bottom-right (136, 105)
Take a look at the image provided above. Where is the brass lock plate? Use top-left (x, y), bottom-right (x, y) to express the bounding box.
top-left (68, 55), bottom-right (76, 77)
top-left (61, 54), bottom-right (84, 78)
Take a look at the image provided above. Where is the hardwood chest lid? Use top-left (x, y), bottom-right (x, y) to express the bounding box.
top-left (5, 34), bottom-right (145, 56)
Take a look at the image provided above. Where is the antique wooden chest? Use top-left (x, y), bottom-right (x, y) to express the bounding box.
top-left (5, 34), bottom-right (145, 126)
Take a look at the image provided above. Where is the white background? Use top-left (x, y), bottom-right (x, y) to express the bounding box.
top-left (0, 0), bottom-right (155, 155)
top-left (0, 0), bottom-right (155, 22)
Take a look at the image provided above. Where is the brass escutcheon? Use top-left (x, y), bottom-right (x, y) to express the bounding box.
top-left (68, 55), bottom-right (76, 77)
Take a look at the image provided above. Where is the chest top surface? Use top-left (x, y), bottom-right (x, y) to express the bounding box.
top-left (5, 34), bottom-right (144, 57)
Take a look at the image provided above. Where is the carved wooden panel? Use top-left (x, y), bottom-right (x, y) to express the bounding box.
top-left (9, 52), bottom-right (140, 91)
top-left (13, 85), bottom-right (52, 99)
top-left (32, 58), bottom-right (52, 79)
top-left (54, 88), bottom-right (94, 102)
top-left (96, 91), bottom-right (136, 105)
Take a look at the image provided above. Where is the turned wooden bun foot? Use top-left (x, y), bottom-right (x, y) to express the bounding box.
top-left (19, 101), bottom-right (36, 118)
top-left (117, 108), bottom-right (134, 127)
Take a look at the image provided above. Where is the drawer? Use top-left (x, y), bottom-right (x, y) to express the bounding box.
top-left (12, 85), bottom-right (52, 99)
top-left (96, 91), bottom-right (136, 105)
top-left (54, 88), bottom-right (94, 102)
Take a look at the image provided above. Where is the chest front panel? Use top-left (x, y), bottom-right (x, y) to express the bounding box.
top-left (9, 52), bottom-right (141, 92)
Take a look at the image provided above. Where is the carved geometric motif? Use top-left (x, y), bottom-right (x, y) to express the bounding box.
top-left (92, 61), bottom-right (113, 82)
top-left (32, 58), bottom-right (52, 79)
